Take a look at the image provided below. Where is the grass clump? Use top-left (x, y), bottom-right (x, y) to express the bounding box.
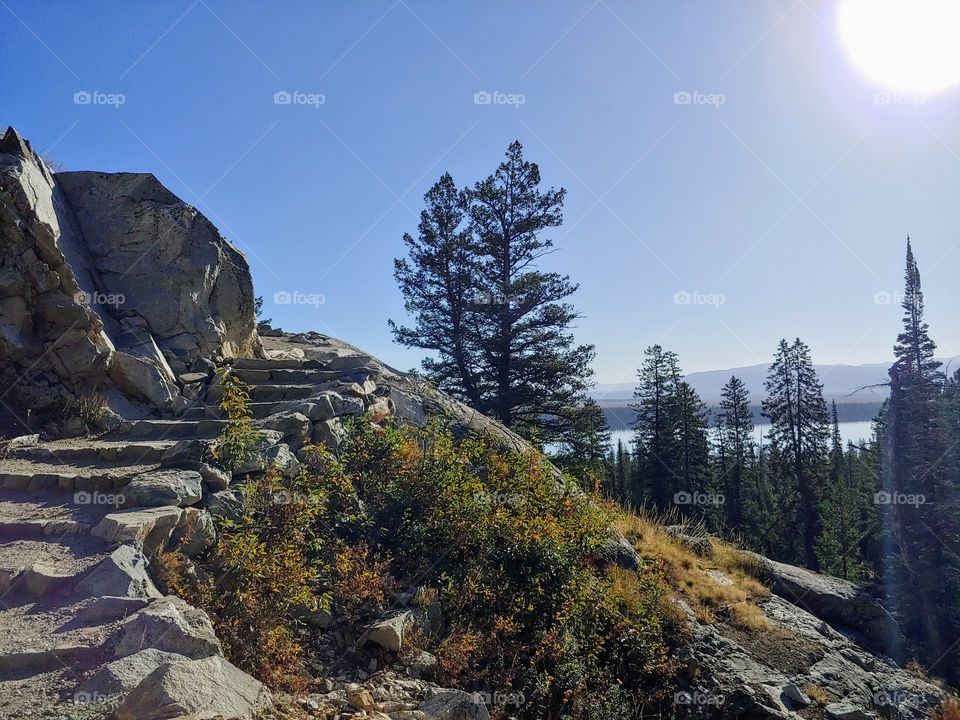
top-left (613, 510), bottom-right (771, 632)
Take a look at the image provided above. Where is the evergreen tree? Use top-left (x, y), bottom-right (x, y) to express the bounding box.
top-left (717, 375), bottom-right (754, 529)
top-left (762, 338), bottom-right (830, 568)
top-left (630, 346), bottom-right (710, 517)
top-left (551, 397), bottom-right (611, 481)
top-left (390, 174), bottom-right (483, 405)
top-left (467, 141), bottom-right (596, 444)
top-left (816, 403), bottom-right (869, 579)
top-left (614, 439), bottom-right (632, 502)
top-left (391, 144), bottom-right (601, 449)
top-left (631, 345), bottom-right (681, 508)
top-left (881, 238), bottom-right (958, 677)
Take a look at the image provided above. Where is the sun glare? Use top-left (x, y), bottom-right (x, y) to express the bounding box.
top-left (838, 0), bottom-right (960, 95)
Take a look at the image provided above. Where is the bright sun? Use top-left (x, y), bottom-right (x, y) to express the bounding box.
top-left (838, 0), bottom-right (960, 94)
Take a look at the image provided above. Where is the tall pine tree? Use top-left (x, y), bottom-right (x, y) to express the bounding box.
top-left (762, 338), bottom-right (830, 569)
top-left (717, 375), bottom-right (755, 530)
top-left (391, 143), bottom-right (602, 451)
top-left (881, 238), bottom-right (958, 677)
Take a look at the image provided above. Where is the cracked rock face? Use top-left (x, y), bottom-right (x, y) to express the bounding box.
top-left (0, 126), bottom-right (263, 425)
top-left (57, 170), bottom-right (262, 365)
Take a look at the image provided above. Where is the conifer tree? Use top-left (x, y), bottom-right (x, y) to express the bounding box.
top-left (390, 173), bottom-right (482, 405)
top-left (816, 403), bottom-right (869, 579)
top-left (631, 345), bottom-right (681, 508)
top-left (762, 338), bottom-right (830, 568)
top-left (882, 238), bottom-right (957, 676)
top-left (717, 375), bottom-right (754, 529)
top-left (631, 346), bottom-right (710, 516)
top-left (391, 144), bottom-right (601, 449)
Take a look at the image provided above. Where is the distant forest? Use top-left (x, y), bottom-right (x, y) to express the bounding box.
top-left (598, 401), bottom-right (884, 431)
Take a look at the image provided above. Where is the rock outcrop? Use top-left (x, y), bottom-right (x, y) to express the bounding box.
top-left (57, 170), bottom-right (262, 365)
top-left (0, 126), bottom-right (262, 431)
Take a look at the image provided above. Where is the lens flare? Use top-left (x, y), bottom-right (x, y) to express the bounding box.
top-left (838, 0), bottom-right (960, 94)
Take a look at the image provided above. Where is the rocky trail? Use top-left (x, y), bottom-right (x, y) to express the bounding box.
top-left (0, 335), bottom-right (506, 720)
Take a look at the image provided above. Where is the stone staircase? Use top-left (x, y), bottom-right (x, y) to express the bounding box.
top-left (0, 351), bottom-right (399, 719)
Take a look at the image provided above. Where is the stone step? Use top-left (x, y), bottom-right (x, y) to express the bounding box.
top-left (0, 462), bottom-right (153, 494)
top-left (230, 367), bottom-right (345, 385)
top-left (112, 419), bottom-right (226, 440)
top-left (231, 354), bottom-right (375, 373)
top-left (0, 495), bottom-right (118, 538)
top-left (230, 358), bottom-right (323, 371)
top-left (0, 516), bottom-right (92, 537)
top-left (182, 400), bottom-right (308, 420)
top-left (11, 440), bottom-right (175, 466)
top-left (206, 383), bottom-right (318, 403)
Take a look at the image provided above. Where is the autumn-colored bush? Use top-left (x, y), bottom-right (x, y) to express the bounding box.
top-left (169, 416), bottom-right (674, 715)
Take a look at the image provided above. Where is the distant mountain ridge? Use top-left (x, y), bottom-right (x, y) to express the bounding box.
top-left (592, 357), bottom-right (960, 405)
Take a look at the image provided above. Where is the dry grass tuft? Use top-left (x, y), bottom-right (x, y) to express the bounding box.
top-left (612, 507), bottom-right (772, 631)
top-left (804, 684), bottom-right (836, 707)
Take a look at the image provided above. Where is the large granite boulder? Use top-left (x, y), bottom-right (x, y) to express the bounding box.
top-left (0, 126), bottom-right (263, 426)
top-left (754, 555), bottom-right (903, 655)
top-left (56, 169), bottom-right (263, 366)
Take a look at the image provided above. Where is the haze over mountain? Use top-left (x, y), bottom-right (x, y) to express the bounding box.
top-left (592, 357), bottom-right (960, 405)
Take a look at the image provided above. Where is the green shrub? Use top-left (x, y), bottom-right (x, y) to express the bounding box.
top-left (171, 416), bottom-right (674, 715)
top-left (212, 373), bottom-right (261, 471)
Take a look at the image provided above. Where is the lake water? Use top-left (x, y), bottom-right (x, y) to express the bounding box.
top-left (607, 420), bottom-right (875, 451)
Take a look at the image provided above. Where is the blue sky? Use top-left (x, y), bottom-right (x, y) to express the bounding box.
top-left (2, 1), bottom-right (958, 382)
